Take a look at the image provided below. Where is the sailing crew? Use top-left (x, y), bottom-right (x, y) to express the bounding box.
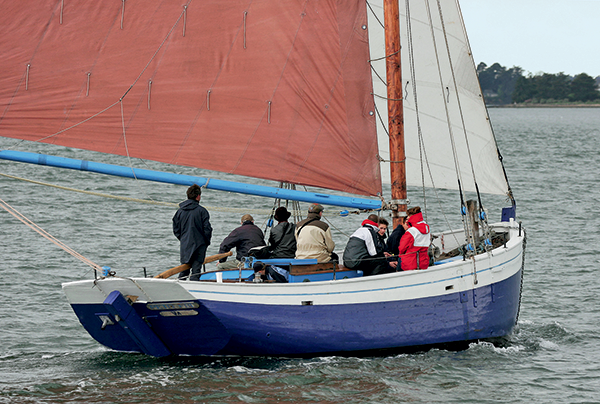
top-left (268, 207), bottom-right (297, 258)
top-left (217, 214), bottom-right (266, 269)
top-left (294, 203), bottom-right (336, 263)
top-left (398, 206), bottom-right (431, 271)
top-left (343, 214), bottom-right (389, 276)
top-left (172, 184), bottom-right (213, 281)
top-left (386, 216), bottom-right (407, 256)
top-left (385, 216), bottom-right (407, 270)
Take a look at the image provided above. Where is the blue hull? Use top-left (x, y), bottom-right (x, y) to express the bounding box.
top-left (69, 268), bottom-right (522, 357)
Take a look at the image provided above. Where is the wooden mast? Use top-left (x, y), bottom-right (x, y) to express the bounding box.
top-left (384, 0), bottom-right (407, 229)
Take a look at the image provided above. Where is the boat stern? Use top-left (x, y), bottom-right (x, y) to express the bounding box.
top-left (62, 278), bottom-right (232, 356)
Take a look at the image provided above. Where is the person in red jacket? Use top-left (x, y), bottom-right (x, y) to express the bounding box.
top-left (398, 207), bottom-right (430, 270)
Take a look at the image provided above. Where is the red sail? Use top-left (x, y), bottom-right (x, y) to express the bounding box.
top-left (0, 0), bottom-right (381, 196)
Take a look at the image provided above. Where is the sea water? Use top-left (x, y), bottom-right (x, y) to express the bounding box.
top-left (1, 107), bottom-right (599, 403)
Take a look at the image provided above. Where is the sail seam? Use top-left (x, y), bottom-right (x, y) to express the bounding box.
top-left (172, 1), bottom-right (252, 165)
top-left (56, 3), bottom-right (123, 139)
top-left (289, 0), bottom-right (378, 194)
top-left (230, 1), bottom-right (310, 174)
top-left (0, 0), bottom-right (60, 126)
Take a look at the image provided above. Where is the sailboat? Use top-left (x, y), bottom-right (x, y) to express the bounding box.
top-left (0, 0), bottom-right (525, 357)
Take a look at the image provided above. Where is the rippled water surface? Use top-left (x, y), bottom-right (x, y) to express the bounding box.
top-left (1, 108), bottom-right (599, 403)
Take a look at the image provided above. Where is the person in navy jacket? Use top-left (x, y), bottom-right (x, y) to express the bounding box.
top-left (172, 184), bottom-right (212, 280)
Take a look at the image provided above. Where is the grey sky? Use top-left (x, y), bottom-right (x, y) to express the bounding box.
top-left (460, 0), bottom-right (600, 77)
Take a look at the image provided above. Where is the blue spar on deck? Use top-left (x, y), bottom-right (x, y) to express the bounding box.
top-left (0, 150), bottom-right (382, 210)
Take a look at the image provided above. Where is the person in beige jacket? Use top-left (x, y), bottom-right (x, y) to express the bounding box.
top-left (294, 204), bottom-right (336, 263)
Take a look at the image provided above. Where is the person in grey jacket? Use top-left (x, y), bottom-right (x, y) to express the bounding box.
top-left (268, 207), bottom-right (296, 258)
top-left (172, 184), bottom-right (212, 281)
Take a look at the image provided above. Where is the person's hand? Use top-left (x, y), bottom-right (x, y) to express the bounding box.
top-left (389, 261), bottom-right (398, 269)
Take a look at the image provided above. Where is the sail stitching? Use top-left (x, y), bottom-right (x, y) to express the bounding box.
top-left (435, 0), bottom-right (478, 194)
top-left (172, 1), bottom-right (252, 165)
top-left (291, 1), bottom-right (377, 193)
top-left (0, 0), bottom-right (61, 126)
top-left (423, 1), bottom-right (463, 193)
top-left (7, 1), bottom-right (189, 147)
top-left (27, 102), bottom-right (121, 144)
top-left (118, 0), bottom-right (193, 103)
top-left (56, 4), bottom-right (123, 139)
top-left (230, 2), bottom-right (309, 175)
top-left (111, 8), bottom-right (180, 160)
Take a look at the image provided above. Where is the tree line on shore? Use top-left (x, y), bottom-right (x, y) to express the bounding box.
top-left (476, 63), bottom-right (600, 105)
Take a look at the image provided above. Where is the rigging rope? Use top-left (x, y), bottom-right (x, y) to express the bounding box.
top-left (0, 197), bottom-right (103, 273)
top-left (403, 0), bottom-right (428, 220)
top-left (366, 1), bottom-right (385, 29)
top-left (0, 172), bottom-right (274, 213)
top-left (0, 172), bottom-right (176, 207)
top-left (369, 63), bottom-right (388, 87)
top-left (434, 0), bottom-right (493, 249)
top-left (421, 0), bottom-right (475, 252)
top-left (372, 101), bottom-right (390, 138)
top-left (0, 172), bottom-right (358, 219)
top-left (402, 0), bottom-right (460, 247)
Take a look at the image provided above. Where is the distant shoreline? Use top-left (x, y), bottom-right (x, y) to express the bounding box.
top-left (488, 103), bottom-right (600, 108)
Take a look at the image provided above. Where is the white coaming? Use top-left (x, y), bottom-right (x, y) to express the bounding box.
top-left (62, 277), bottom-right (195, 304)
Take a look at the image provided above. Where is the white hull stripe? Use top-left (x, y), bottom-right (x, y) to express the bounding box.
top-left (188, 251), bottom-right (522, 298)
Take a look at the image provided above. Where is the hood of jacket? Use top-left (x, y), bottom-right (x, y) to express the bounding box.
top-left (407, 212), bottom-right (430, 234)
top-left (361, 219), bottom-right (379, 229)
top-left (179, 199), bottom-right (199, 210)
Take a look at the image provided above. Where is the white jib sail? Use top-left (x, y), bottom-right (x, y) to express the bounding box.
top-left (368, 0), bottom-right (509, 196)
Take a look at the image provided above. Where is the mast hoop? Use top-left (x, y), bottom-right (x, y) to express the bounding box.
top-left (371, 93), bottom-right (402, 101)
top-left (368, 50), bottom-right (400, 63)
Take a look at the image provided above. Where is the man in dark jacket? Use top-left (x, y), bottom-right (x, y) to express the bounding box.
top-left (268, 207), bottom-right (296, 258)
top-left (173, 184), bottom-right (212, 281)
top-left (217, 214), bottom-right (266, 269)
top-left (386, 216), bottom-right (406, 256)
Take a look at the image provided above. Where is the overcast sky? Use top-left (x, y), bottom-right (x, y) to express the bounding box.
top-left (459, 0), bottom-right (600, 77)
